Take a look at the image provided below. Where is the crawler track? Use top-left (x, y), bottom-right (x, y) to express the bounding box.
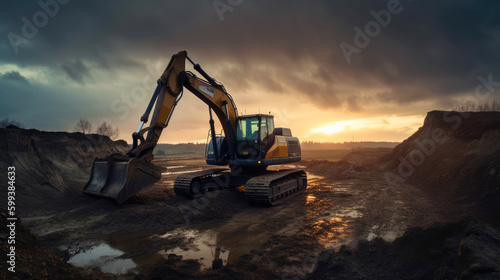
top-left (174, 167), bottom-right (307, 206)
top-left (244, 170), bottom-right (307, 205)
top-left (173, 168), bottom-right (228, 197)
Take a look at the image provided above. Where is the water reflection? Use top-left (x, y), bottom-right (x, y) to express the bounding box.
top-left (158, 229), bottom-right (229, 269)
top-left (306, 194), bottom-right (317, 205)
top-left (310, 217), bottom-right (349, 248)
top-left (67, 225), bottom-right (269, 272)
top-left (67, 244), bottom-right (136, 274)
top-left (305, 175), bottom-right (362, 250)
top-left (156, 228), bottom-right (267, 269)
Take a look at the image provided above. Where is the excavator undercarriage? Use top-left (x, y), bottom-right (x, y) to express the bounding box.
top-left (174, 168), bottom-right (307, 205)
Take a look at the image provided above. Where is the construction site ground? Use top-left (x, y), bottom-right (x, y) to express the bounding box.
top-left (12, 149), bottom-right (468, 280)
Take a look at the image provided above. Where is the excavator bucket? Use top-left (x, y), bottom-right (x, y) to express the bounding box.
top-left (82, 155), bottom-right (162, 204)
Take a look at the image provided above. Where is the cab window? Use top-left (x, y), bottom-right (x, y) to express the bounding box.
top-left (237, 117), bottom-right (259, 141)
top-left (260, 117), bottom-right (268, 143)
top-left (267, 117), bottom-right (274, 137)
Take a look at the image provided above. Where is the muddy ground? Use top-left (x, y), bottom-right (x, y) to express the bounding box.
top-left (7, 148), bottom-right (475, 280)
top-left (2, 112), bottom-right (498, 279)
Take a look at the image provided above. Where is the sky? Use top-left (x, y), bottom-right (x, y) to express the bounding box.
top-left (1, 0), bottom-right (499, 143)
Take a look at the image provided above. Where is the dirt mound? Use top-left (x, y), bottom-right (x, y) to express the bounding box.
top-left (381, 111), bottom-right (500, 216)
top-left (0, 127), bottom-right (128, 211)
top-left (312, 218), bottom-right (500, 280)
top-left (304, 148), bottom-right (393, 180)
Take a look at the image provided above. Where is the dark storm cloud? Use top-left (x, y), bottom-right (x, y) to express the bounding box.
top-left (60, 59), bottom-right (91, 84)
top-left (1, 0), bottom-right (499, 112)
top-left (0, 77), bottom-right (99, 130)
top-left (0, 71), bottom-right (29, 84)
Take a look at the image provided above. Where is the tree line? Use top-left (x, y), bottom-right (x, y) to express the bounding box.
top-left (1, 117), bottom-right (119, 139)
top-left (74, 118), bottom-right (119, 139)
top-left (0, 118), bottom-right (24, 128)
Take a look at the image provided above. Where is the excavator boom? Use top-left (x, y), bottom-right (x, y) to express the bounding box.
top-left (83, 51), bottom-right (239, 203)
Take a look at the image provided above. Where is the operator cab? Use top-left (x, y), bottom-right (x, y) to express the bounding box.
top-left (235, 114), bottom-right (275, 161)
top-left (207, 113), bottom-right (300, 166)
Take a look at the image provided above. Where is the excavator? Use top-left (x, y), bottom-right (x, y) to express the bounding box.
top-left (83, 51), bottom-right (307, 205)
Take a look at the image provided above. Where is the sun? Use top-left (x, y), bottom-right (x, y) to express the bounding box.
top-left (310, 122), bottom-right (348, 135)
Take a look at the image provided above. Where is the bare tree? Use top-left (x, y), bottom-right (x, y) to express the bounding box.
top-left (0, 118), bottom-right (24, 128)
top-left (454, 98), bottom-right (500, 112)
top-left (74, 118), bottom-right (93, 134)
top-left (96, 121), bottom-right (119, 139)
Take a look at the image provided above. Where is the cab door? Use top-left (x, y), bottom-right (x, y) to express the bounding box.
top-left (236, 116), bottom-right (260, 159)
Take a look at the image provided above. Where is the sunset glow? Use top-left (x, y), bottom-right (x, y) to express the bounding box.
top-left (1, 1), bottom-right (497, 145)
top-left (311, 122), bottom-right (351, 135)
top-left (307, 116), bottom-right (425, 142)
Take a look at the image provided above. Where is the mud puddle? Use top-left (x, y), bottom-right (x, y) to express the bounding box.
top-left (65, 226), bottom-right (267, 273)
top-left (67, 243), bottom-right (136, 274)
top-left (304, 177), bottom-right (369, 250)
top-left (158, 229), bottom-right (230, 269)
top-left (62, 231), bottom-right (151, 274)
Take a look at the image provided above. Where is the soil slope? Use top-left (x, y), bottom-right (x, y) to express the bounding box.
top-left (0, 126), bottom-right (128, 211)
top-left (381, 111), bottom-right (500, 216)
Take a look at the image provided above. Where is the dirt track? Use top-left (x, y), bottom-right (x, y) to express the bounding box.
top-left (16, 153), bottom-right (461, 279)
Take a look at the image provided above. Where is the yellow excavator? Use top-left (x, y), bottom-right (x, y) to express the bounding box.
top-left (83, 51), bottom-right (307, 205)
